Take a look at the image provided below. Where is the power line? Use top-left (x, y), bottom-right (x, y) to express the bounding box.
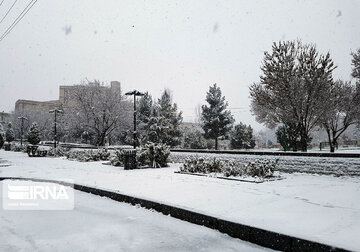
top-left (0, 0), bottom-right (18, 24)
top-left (0, 0), bottom-right (37, 42)
top-left (0, 0), bottom-right (6, 8)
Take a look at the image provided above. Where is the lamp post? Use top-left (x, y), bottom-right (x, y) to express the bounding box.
top-left (125, 90), bottom-right (144, 149)
top-left (17, 116), bottom-right (28, 147)
top-left (49, 109), bottom-right (63, 148)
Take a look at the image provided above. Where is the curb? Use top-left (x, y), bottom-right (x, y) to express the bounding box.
top-left (0, 177), bottom-right (351, 252)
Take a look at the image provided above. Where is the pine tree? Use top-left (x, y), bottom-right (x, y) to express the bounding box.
top-left (137, 90), bottom-right (183, 147)
top-left (201, 84), bottom-right (234, 150)
top-left (5, 122), bottom-right (15, 142)
top-left (137, 92), bottom-right (153, 124)
top-left (230, 122), bottom-right (255, 149)
top-left (27, 122), bottom-right (41, 145)
top-left (136, 92), bottom-right (153, 145)
top-left (155, 89), bottom-right (183, 147)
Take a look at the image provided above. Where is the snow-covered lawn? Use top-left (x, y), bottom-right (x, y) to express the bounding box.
top-left (0, 150), bottom-right (359, 251)
top-left (0, 180), bottom-right (272, 252)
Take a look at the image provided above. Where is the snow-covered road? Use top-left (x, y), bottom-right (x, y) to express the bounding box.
top-left (0, 180), bottom-right (272, 252)
top-left (0, 150), bottom-right (359, 251)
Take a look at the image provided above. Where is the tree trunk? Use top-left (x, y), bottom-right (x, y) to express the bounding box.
top-left (300, 134), bottom-right (307, 152)
top-left (215, 137), bottom-right (218, 150)
top-left (330, 144), bottom-right (335, 153)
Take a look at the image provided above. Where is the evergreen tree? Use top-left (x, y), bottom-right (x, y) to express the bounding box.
top-left (27, 122), bottom-right (41, 145)
top-left (137, 92), bottom-right (153, 123)
top-left (230, 122), bottom-right (255, 149)
top-left (137, 92), bottom-right (153, 145)
top-left (155, 89), bottom-right (183, 147)
top-left (137, 90), bottom-right (183, 147)
top-left (5, 122), bottom-right (15, 142)
top-left (201, 84), bottom-right (234, 150)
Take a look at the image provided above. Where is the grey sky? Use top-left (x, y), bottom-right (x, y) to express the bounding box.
top-left (0, 0), bottom-right (359, 130)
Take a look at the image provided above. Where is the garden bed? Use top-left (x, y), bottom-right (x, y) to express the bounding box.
top-left (174, 171), bottom-right (284, 183)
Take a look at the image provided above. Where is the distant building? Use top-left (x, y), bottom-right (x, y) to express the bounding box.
top-left (15, 81), bottom-right (121, 113)
top-left (0, 111), bottom-right (11, 128)
top-left (15, 99), bottom-right (59, 113)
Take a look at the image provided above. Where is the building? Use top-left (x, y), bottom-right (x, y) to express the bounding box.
top-left (15, 81), bottom-right (121, 113)
top-left (15, 100), bottom-right (59, 113)
top-left (0, 111), bottom-right (11, 128)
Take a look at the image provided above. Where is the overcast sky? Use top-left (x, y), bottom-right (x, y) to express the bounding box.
top-left (0, 0), bottom-right (359, 130)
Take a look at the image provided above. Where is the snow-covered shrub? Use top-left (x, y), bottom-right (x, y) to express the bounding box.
top-left (222, 161), bottom-right (245, 177)
top-left (180, 156), bottom-right (278, 178)
top-left (110, 143), bottom-right (170, 168)
top-left (181, 156), bottom-right (223, 174)
top-left (145, 142), bottom-right (170, 168)
top-left (12, 145), bottom-right (26, 152)
top-left (66, 149), bottom-right (110, 162)
top-left (245, 159), bottom-right (278, 178)
top-left (136, 148), bottom-right (148, 167)
top-left (110, 149), bottom-right (125, 166)
top-left (47, 147), bottom-right (67, 157)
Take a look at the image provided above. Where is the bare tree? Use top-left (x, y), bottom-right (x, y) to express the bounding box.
top-left (320, 80), bottom-right (360, 152)
top-left (66, 80), bottom-right (130, 146)
top-left (351, 48), bottom-right (360, 80)
top-left (250, 40), bottom-right (336, 151)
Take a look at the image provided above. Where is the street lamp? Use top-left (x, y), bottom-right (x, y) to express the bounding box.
top-left (49, 109), bottom-right (63, 148)
top-left (17, 116), bottom-right (28, 147)
top-left (125, 90), bottom-right (144, 149)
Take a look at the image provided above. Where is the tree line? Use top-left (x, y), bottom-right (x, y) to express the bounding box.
top-left (1, 81), bottom-right (254, 150)
top-left (3, 39), bottom-right (358, 152)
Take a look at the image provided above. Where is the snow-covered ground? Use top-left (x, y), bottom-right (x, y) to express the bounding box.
top-left (170, 152), bottom-right (360, 176)
top-left (0, 180), bottom-right (272, 252)
top-left (0, 150), bottom-right (359, 251)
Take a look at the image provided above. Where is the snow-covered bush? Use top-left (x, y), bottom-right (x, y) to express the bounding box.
top-left (110, 149), bottom-right (125, 166)
top-left (110, 143), bottom-right (170, 168)
top-left (12, 145), bottom-right (26, 152)
top-left (180, 156), bottom-right (278, 178)
top-left (181, 156), bottom-right (223, 174)
top-left (145, 142), bottom-right (170, 168)
top-left (47, 147), bottom-right (68, 157)
top-left (136, 142), bottom-right (170, 168)
top-left (245, 159), bottom-right (278, 177)
top-left (66, 149), bottom-right (110, 162)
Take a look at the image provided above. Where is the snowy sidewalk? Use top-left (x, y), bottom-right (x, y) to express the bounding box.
top-left (0, 150), bottom-right (359, 251)
top-left (0, 180), bottom-right (273, 252)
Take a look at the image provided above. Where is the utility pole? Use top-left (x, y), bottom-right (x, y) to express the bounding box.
top-left (49, 109), bottom-right (63, 148)
top-left (125, 90), bottom-right (144, 149)
top-left (17, 116), bottom-right (28, 147)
